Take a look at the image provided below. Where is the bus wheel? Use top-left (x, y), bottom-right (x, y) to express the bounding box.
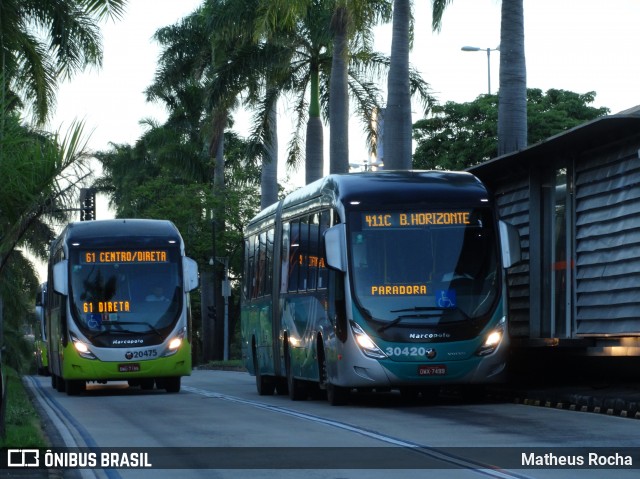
top-left (253, 348), bottom-right (275, 396)
top-left (275, 379), bottom-right (288, 396)
top-left (327, 383), bottom-right (349, 406)
top-left (140, 378), bottom-right (155, 390)
top-left (285, 347), bottom-right (306, 401)
top-left (67, 380), bottom-right (85, 396)
top-left (318, 342), bottom-right (348, 405)
top-left (55, 375), bottom-right (66, 393)
top-left (161, 376), bottom-right (181, 393)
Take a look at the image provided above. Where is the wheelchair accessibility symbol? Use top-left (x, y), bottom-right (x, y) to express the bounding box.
top-left (87, 313), bottom-right (102, 330)
top-left (436, 290), bottom-right (456, 308)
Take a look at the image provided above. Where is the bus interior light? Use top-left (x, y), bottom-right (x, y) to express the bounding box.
top-left (350, 321), bottom-right (386, 359)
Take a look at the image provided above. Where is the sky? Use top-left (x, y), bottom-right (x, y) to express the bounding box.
top-left (50, 0), bottom-right (640, 192)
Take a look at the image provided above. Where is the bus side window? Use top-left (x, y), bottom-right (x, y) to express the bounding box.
top-left (299, 215), bottom-right (310, 291)
top-left (317, 210), bottom-right (331, 289)
top-left (248, 235), bottom-right (257, 299)
top-left (257, 232), bottom-right (267, 297)
top-left (307, 214), bottom-right (319, 290)
top-left (288, 221), bottom-right (300, 292)
top-left (242, 239), bottom-right (249, 299)
top-left (281, 223), bottom-right (290, 293)
top-left (266, 228), bottom-right (274, 296)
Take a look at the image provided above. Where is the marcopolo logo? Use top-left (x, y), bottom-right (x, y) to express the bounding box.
top-left (7, 449), bottom-right (40, 467)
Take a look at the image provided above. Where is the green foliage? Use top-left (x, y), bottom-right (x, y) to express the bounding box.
top-left (413, 88), bottom-right (610, 170)
top-left (0, 101), bottom-right (90, 373)
top-left (0, 0), bottom-right (128, 124)
top-left (95, 119), bottom-right (262, 362)
top-left (0, 367), bottom-right (48, 447)
top-left (413, 94), bottom-right (498, 171)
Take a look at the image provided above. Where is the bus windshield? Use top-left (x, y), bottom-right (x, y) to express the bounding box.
top-left (69, 249), bottom-right (182, 337)
top-left (348, 208), bottom-right (499, 325)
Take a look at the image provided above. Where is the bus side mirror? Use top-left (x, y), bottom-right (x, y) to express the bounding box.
top-left (499, 220), bottom-right (521, 269)
top-left (53, 260), bottom-right (68, 296)
top-left (324, 224), bottom-right (346, 272)
top-left (183, 257), bottom-right (199, 292)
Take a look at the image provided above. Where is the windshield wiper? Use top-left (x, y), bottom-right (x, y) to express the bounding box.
top-left (378, 308), bottom-right (443, 333)
top-left (90, 327), bottom-right (138, 339)
top-left (90, 321), bottom-right (162, 339)
top-left (115, 321), bottom-right (163, 337)
top-left (379, 306), bottom-right (472, 333)
top-left (391, 306), bottom-right (447, 313)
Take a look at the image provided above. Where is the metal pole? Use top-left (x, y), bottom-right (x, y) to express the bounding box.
top-left (216, 256), bottom-right (230, 361)
top-left (223, 257), bottom-right (229, 361)
top-left (486, 48), bottom-right (491, 95)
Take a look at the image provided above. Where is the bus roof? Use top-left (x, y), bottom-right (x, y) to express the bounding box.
top-left (284, 170), bottom-right (489, 210)
top-left (247, 170), bottom-right (490, 232)
top-left (59, 219), bottom-right (183, 248)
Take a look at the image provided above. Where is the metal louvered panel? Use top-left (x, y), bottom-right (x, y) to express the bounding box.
top-left (495, 177), bottom-right (531, 337)
top-left (575, 146), bottom-right (640, 334)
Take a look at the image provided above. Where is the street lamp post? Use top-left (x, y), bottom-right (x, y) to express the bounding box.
top-left (461, 45), bottom-right (499, 94)
top-left (210, 256), bottom-right (230, 360)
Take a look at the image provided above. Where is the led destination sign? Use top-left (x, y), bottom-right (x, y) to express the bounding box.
top-left (81, 250), bottom-right (169, 264)
top-left (363, 211), bottom-right (471, 229)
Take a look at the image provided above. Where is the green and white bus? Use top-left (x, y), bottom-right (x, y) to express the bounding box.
top-left (46, 219), bottom-right (199, 394)
top-left (241, 171), bottom-right (520, 404)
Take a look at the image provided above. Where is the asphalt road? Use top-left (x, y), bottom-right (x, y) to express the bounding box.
top-left (18, 370), bottom-right (640, 479)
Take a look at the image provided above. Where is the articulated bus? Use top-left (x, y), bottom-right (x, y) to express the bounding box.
top-left (241, 171), bottom-right (520, 405)
top-left (46, 219), bottom-right (199, 394)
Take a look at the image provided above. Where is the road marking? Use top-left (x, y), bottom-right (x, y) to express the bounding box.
top-left (25, 376), bottom-right (123, 479)
top-left (182, 385), bottom-right (533, 479)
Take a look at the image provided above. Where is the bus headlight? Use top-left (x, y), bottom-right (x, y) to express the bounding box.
top-left (164, 328), bottom-right (186, 356)
top-left (350, 321), bottom-right (386, 359)
top-left (70, 332), bottom-right (96, 359)
top-left (476, 319), bottom-right (505, 356)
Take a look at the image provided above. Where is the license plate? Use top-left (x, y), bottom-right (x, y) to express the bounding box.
top-left (418, 365), bottom-right (447, 376)
top-left (119, 363), bottom-right (140, 372)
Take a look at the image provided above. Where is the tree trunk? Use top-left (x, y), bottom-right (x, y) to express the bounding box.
top-left (208, 118), bottom-right (226, 361)
top-left (261, 101), bottom-right (278, 209)
top-left (383, 0), bottom-right (412, 170)
top-left (498, 0), bottom-right (527, 155)
top-left (306, 62), bottom-right (325, 183)
top-left (329, 6), bottom-right (349, 176)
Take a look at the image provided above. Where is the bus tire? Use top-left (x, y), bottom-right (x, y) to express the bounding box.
top-left (327, 383), bottom-right (349, 406)
top-left (140, 378), bottom-right (155, 390)
top-left (285, 347), bottom-right (306, 401)
top-left (67, 380), bottom-right (85, 396)
top-left (253, 345), bottom-right (275, 396)
top-left (55, 375), bottom-right (66, 393)
top-left (162, 377), bottom-right (181, 393)
top-left (275, 379), bottom-right (288, 395)
top-left (317, 341), bottom-right (347, 405)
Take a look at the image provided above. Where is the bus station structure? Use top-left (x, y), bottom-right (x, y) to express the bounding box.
top-left (469, 108), bottom-right (640, 360)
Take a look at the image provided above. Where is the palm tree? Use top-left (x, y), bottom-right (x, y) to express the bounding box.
top-left (0, 0), bottom-right (127, 124)
top-left (329, 4), bottom-right (351, 175)
top-left (432, 0), bottom-right (527, 156)
top-left (251, 0), bottom-right (430, 181)
top-left (497, 0), bottom-right (527, 155)
top-left (0, 107), bottom-right (91, 374)
top-left (382, 0), bottom-right (412, 170)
